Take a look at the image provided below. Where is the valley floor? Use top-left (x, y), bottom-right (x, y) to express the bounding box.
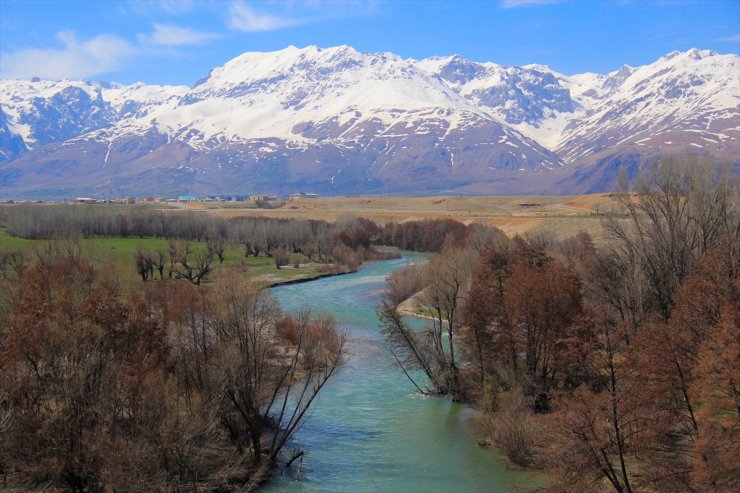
top-left (185, 193), bottom-right (627, 243)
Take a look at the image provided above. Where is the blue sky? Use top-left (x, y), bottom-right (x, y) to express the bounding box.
top-left (1, 0), bottom-right (738, 85)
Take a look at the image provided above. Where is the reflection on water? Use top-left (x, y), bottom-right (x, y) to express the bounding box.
top-left (263, 253), bottom-right (541, 493)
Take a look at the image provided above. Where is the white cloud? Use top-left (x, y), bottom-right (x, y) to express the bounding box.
top-left (140, 23), bottom-right (219, 46)
top-left (0, 31), bottom-right (134, 80)
top-left (228, 1), bottom-right (307, 32)
top-left (500, 0), bottom-right (562, 7)
top-left (125, 0), bottom-right (195, 16)
top-left (715, 33), bottom-right (740, 43)
top-left (157, 0), bottom-right (195, 14)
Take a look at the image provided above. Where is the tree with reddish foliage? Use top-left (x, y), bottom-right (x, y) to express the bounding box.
top-left (460, 237), bottom-right (582, 409)
top-left (545, 313), bottom-right (644, 493)
top-left (461, 243), bottom-right (511, 395)
top-left (690, 306), bottom-right (739, 492)
top-left (545, 242), bottom-right (738, 493)
top-left (504, 239), bottom-right (583, 397)
top-left (0, 249), bottom-right (168, 491)
top-left (627, 243), bottom-right (739, 492)
top-left (0, 247), bottom-right (346, 491)
top-left (380, 218), bottom-right (491, 252)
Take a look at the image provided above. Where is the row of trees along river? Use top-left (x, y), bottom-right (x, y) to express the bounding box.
top-left (0, 156), bottom-right (737, 492)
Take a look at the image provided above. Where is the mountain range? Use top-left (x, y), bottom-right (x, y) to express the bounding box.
top-left (0, 45), bottom-right (737, 198)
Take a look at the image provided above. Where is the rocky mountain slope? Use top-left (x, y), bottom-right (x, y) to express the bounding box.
top-left (0, 46), bottom-right (737, 198)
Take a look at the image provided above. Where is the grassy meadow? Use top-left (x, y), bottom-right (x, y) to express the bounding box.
top-left (0, 227), bottom-right (330, 287)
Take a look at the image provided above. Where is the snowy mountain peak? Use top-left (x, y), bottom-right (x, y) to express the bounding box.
top-left (522, 63), bottom-right (556, 74)
top-left (0, 45), bottom-right (737, 198)
top-left (661, 48), bottom-right (719, 63)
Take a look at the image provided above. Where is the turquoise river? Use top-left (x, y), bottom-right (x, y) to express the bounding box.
top-left (262, 252), bottom-right (542, 493)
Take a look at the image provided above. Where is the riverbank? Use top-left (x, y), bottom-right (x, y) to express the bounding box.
top-left (264, 252), bottom-right (543, 492)
top-left (388, 281), bottom-right (550, 482)
top-left (0, 226), bottom-right (408, 290)
top-left (259, 249), bottom-right (401, 288)
top-left (395, 289), bottom-right (437, 320)
top-left (259, 266), bottom-right (355, 287)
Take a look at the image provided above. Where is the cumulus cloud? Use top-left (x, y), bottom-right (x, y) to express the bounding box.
top-left (0, 31), bottom-right (134, 80)
top-left (140, 23), bottom-right (219, 46)
top-left (228, 1), bottom-right (308, 32)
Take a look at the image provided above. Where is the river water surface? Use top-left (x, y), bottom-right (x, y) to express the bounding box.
top-left (263, 252), bottom-right (541, 493)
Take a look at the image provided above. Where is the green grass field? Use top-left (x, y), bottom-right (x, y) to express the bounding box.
top-left (0, 228), bottom-right (335, 287)
top-left (0, 228), bottom-right (34, 250)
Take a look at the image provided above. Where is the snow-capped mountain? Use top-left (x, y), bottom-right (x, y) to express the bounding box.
top-left (420, 48), bottom-right (739, 159)
top-left (556, 49), bottom-right (739, 161)
top-left (0, 46), bottom-right (737, 198)
top-left (0, 79), bottom-right (186, 154)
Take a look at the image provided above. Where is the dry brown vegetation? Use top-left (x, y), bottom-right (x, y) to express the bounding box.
top-left (0, 154), bottom-right (736, 492)
top-left (378, 157), bottom-right (739, 493)
top-left (0, 246), bottom-right (346, 492)
top-left (186, 193), bottom-right (627, 244)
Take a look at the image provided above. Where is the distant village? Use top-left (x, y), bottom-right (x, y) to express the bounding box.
top-left (1, 192), bottom-right (320, 205)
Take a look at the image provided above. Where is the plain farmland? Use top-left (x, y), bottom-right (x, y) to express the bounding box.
top-left (186, 193), bottom-right (626, 243)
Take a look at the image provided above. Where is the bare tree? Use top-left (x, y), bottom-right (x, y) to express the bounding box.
top-left (480, 386), bottom-right (537, 467)
top-left (155, 249), bottom-right (166, 279)
top-left (0, 245), bottom-right (346, 491)
top-left (209, 280), bottom-right (346, 467)
top-left (600, 156), bottom-right (738, 321)
top-left (378, 296), bottom-right (437, 395)
top-left (173, 242), bottom-right (215, 285)
top-left (379, 247), bottom-right (476, 399)
top-left (207, 236), bottom-right (226, 263)
top-left (418, 247), bottom-right (477, 398)
top-left (134, 246), bottom-right (154, 281)
top-left (273, 246), bottom-right (289, 269)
